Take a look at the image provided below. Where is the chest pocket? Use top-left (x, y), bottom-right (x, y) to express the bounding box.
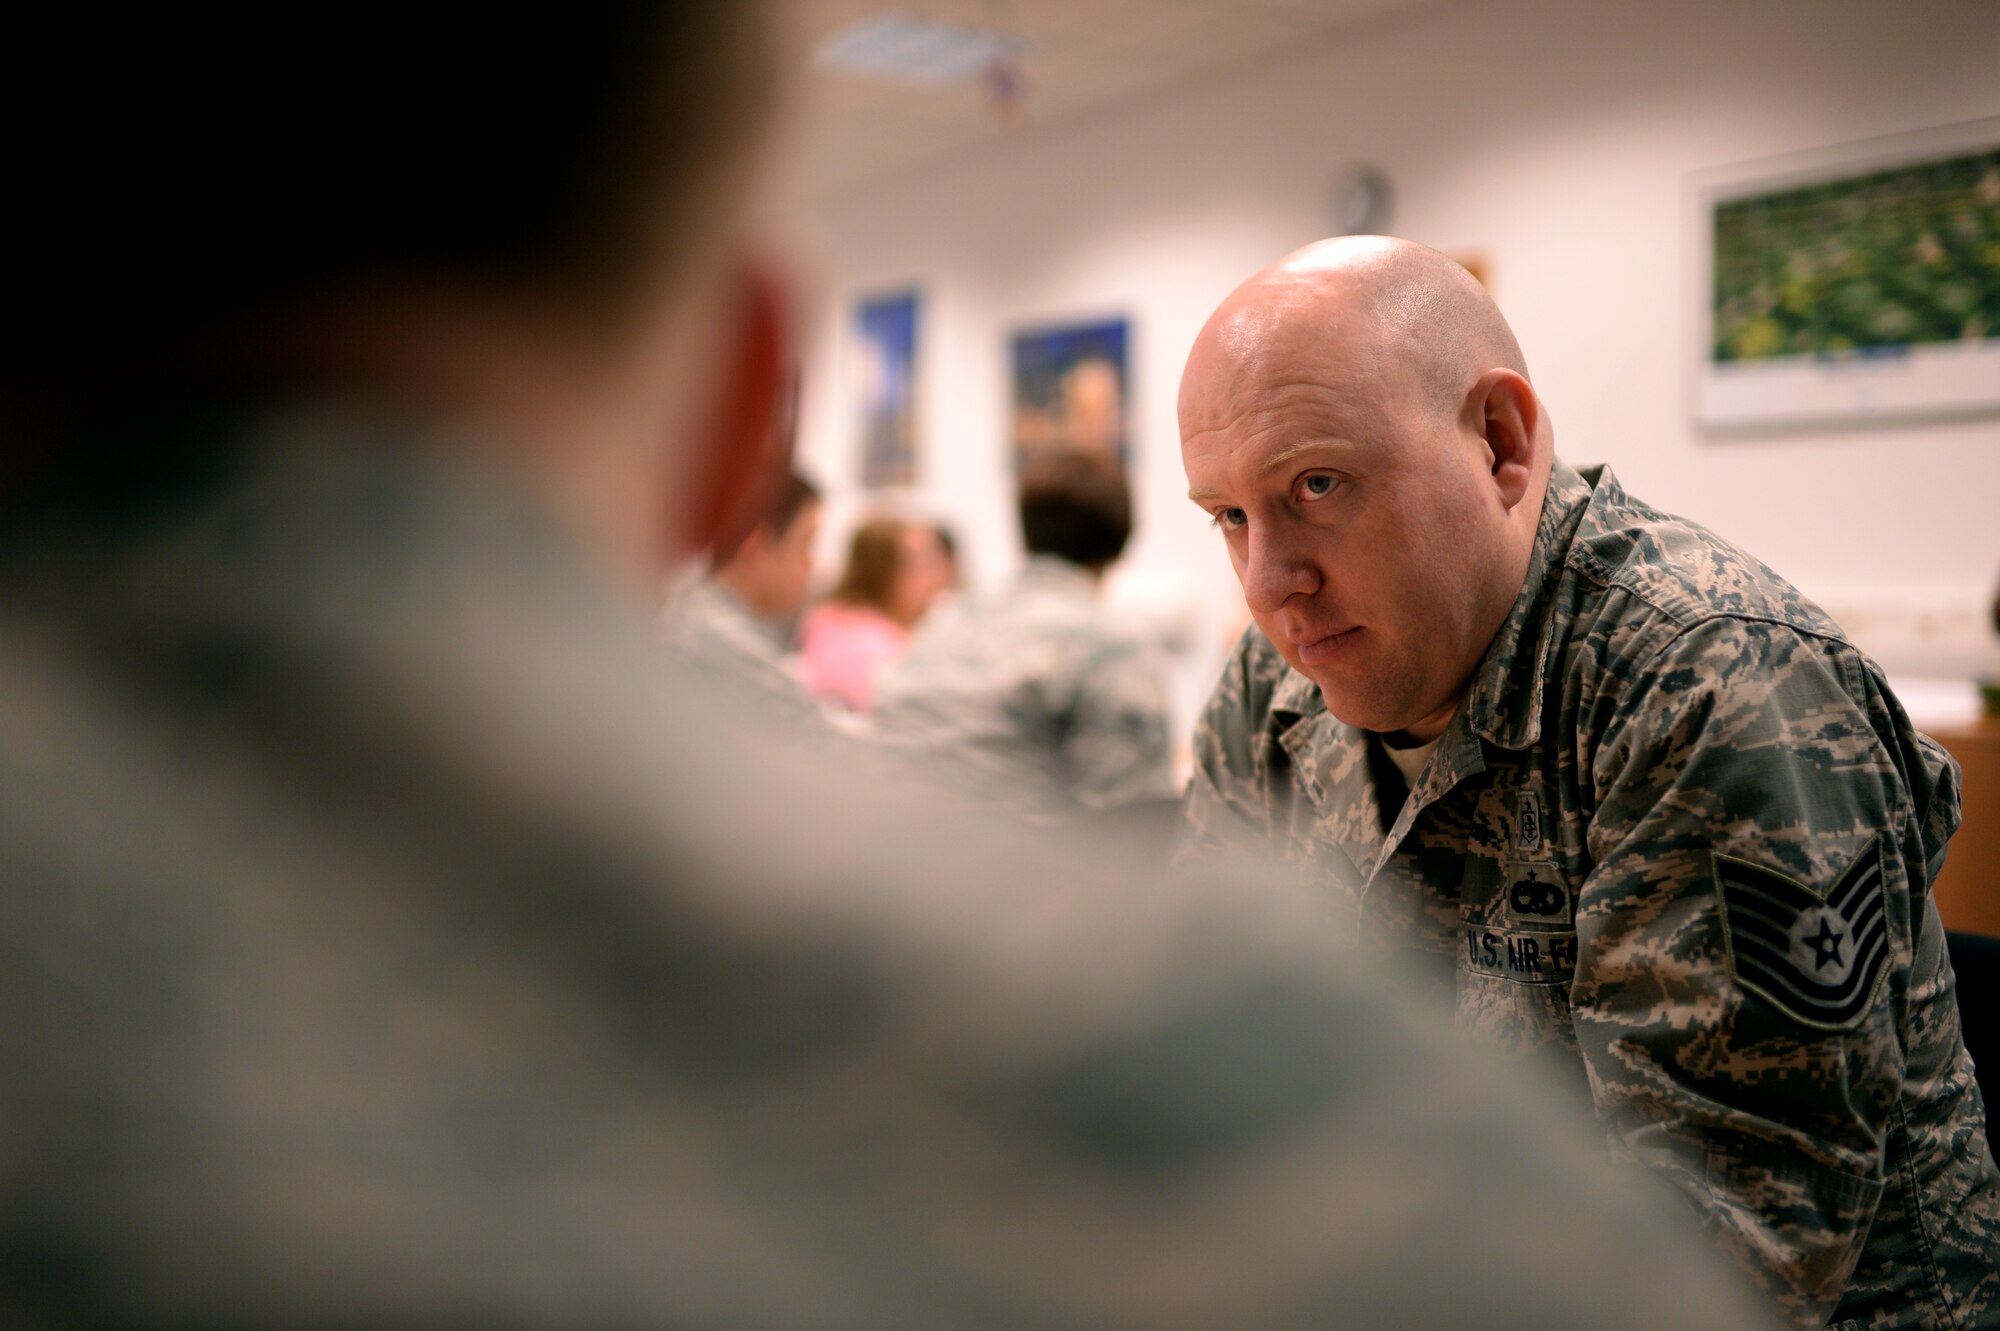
top-left (1457, 854), bottom-right (1584, 1065)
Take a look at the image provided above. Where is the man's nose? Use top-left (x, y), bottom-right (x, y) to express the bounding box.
top-left (1240, 523), bottom-right (1320, 613)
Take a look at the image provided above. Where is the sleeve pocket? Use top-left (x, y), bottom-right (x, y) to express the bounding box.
top-left (1700, 1136), bottom-right (1883, 1322)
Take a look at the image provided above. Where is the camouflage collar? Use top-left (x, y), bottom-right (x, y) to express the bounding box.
top-left (1460, 456), bottom-right (1607, 751)
top-left (1017, 553), bottom-right (1100, 599)
top-left (1269, 650), bottom-right (1324, 722)
top-left (1250, 458), bottom-right (1611, 885)
top-left (677, 577), bottom-right (791, 654)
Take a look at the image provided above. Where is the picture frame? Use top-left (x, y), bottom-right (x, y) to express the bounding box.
top-left (1009, 315), bottom-right (1131, 474)
top-left (853, 289), bottom-right (920, 487)
top-left (1691, 116), bottom-right (2000, 432)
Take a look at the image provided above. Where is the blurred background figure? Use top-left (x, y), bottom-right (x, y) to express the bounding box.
top-left (0, 3), bottom-right (1804, 1328)
top-left (931, 519), bottom-right (964, 593)
top-left (663, 468), bottom-right (823, 712)
top-left (800, 514), bottom-right (950, 711)
top-left (877, 449), bottom-right (1175, 816)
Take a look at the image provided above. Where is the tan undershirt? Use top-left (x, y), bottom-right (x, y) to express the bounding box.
top-left (1376, 730), bottom-right (1442, 787)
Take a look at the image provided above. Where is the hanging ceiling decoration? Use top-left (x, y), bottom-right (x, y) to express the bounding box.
top-left (814, 8), bottom-right (1030, 122)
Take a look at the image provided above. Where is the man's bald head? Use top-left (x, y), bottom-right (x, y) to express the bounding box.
top-left (1178, 236), bottom-right (1550, 740)
top-left (1188, 236), bottom-right (1528, 427)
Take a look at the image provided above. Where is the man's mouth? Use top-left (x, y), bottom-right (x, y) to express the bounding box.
top-left (1292, 626), bottom-right (1360, 665)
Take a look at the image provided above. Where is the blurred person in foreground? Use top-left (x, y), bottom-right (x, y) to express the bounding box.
top-left (876, 449), bottom-right (1176, 813)
top-left (0, 10), bottom-right (1782, 1330)
top-left (800, 515), bottom-right (949, 712)
top-left (663, 467), bottom-right (822, 712)
top-left (1177, 235), bottom-right (1999, 1328)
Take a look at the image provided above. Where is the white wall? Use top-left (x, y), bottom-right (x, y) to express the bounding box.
top-left (787, 0), bottom-right (2000, 736)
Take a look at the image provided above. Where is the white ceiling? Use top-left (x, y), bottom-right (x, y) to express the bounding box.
top-left (776, 0), bottom-right (1457, 207)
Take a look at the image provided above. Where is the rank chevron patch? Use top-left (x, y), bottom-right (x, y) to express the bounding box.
top-left (1713, 838), bottom-right (1890, 1031)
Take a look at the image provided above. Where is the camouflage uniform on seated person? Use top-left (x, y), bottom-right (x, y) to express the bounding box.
top-left (878, 450), bottom-right (1176, 812)
top-left (1177, 237), bottom-right (1999, 1330)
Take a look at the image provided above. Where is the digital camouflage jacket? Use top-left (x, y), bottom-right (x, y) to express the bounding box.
top-left (876, 555), bottom-right (1176, 811)
top-left (1183, 458), bottom-right (1999, 1330)
top-left (662, 576), bottom-right (823, 724)
top-left (0, 421), bottom-right (1782, 1330)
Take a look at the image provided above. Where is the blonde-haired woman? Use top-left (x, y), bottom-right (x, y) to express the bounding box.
top-left (800, 517), bottom-right (950, 712)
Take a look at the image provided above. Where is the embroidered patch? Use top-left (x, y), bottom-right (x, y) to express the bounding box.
top-left (1515, 790), bottom-right (1545, 852)
top-left (1500, 860), bottom-right (1570, 925)
top-left (1714, 839), bottom-right (1890, 1031)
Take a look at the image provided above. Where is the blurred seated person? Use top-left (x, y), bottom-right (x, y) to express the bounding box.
top-left (663, 468), bottom-right (821, 708)
top-left (876, 450), bottom-right (1176, 811)
top-left (800, 515), bottom-right (949, 712)
top-left (0, 6), bottom-right (1788, 1327)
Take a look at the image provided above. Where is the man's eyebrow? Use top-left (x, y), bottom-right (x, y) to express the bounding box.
top-left (1188, 440), bottom-right (1350, 505)
top-left (1254, 439), bottom-right (1346, 478)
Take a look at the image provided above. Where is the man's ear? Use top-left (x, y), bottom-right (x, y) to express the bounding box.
top-left (1471, 368), bottom-right (1539, 512)
top-left (677, 256), bottom-right (789, 560)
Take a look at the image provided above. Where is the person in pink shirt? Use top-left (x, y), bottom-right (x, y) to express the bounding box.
top-left (802, 517), bottom-right (950, 712)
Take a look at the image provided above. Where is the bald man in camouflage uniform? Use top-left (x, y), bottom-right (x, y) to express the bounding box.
top-left (1178, 237), bottom-right (1998, 1329)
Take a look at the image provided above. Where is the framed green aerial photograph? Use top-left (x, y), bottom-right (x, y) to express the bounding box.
top-left (1694, 117), bottom-right (2000, 431)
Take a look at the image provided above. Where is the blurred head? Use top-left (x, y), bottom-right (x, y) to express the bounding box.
top-left (831, 518), bottom-right (908, 620)
top-left (931, 523), bottom-right (962, 589)
top-left (1179, 236), bottom-right (1551, 740)
top-left (1019, 449), bottom-right (1133, 574)
top-left (831, 517), bottom-right (950, 629)
top-left (6, 8), bottom-right (790, 585)
top-left (892, 523), bottom-right (954, 627)
top-left (713, 471), bottom-right (822, 622)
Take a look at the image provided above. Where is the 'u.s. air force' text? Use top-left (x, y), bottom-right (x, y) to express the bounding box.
top-left (1464, 924), bottom-right (1578, 984)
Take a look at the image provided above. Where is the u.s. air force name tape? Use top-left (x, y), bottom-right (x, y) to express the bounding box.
top-left (1462, 923), bottom-right (1578, 985)
top-left (1714, 837), bottom-right (1890, 1031)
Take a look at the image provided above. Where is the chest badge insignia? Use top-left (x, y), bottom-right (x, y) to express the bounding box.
top-left (1515, 790), bottom-right (1545, 852)
top-left (1498, 859), bottom-right (1571, 926)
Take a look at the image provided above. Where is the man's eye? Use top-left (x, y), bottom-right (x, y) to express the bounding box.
top-left (1213, 507), bottom-right (1247, 530)
top-left (1300, 473), bottom-right (1338, 499)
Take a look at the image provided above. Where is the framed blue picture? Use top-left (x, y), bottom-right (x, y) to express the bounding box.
top-left (1010, 316), bottom-right (1130, 474)
top-left (853, 289), bottom-right (920, 487)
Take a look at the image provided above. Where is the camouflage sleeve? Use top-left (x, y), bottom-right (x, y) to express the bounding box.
top-left (1066, 641), bottom-right (1177, 809)
top-left (1174, 625), bottom-right (1281, 862)
top-left (1572, 615), bottom-right (1918, 1327)
top-left (662, 597), bottom-right (829, 730)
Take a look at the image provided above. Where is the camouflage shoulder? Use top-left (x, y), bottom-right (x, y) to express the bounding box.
top-left (1188, 624), bottom-right (1286, 767)
top-left (1215, 620), bottom-right (1293, 725)
top-left (1567, 478), bottom-right (1844, 642)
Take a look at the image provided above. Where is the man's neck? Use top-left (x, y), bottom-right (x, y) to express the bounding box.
top-left (1390, 699), bottom-right (1458, 745)
top-left (712, 566), bottom-right (770, 623)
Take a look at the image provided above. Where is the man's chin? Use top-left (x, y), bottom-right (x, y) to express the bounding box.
top-left (1312, 676), bottom-right (1430, 736)
top-left (1311, 678), bottom-right (1388, 731)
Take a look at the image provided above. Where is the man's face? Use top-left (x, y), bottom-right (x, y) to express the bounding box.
top-left (728, 498), bottom-right (820, 621)
top-left (761, 499), bottom-right (822, 620)
top-left (1180, 312), bottom-right (1514, 738)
